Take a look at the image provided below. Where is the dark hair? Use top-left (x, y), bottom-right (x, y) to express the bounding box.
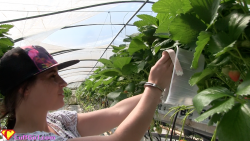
top-left (0, 75), bottom-right (37, 129)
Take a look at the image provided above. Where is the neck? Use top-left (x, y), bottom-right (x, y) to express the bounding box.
top-left (14, 103), bottom-right (50, 133)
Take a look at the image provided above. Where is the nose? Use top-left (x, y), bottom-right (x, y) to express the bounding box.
top-left (58, 75), bottom-right (67, 87)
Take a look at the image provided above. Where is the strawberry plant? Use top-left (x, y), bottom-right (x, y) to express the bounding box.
top-left (78, 0), bottom-right (250, 140)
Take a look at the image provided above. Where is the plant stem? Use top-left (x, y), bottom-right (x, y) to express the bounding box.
top-left (229, 51), bottom-right (241, 59)
top-left (235, 47), bottom-right (250, 70)
top-left (143, 69), bottom-right (149, 76)
top-left (211, 121), bottom-right (219, 141)
top-left (216, 72), bottom-right (235, 92)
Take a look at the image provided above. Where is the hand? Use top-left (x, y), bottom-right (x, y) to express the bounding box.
top-left (148, 50), bottom-right (174, 91)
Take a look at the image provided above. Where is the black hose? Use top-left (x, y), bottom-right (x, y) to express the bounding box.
top-left (170, 111), bottom-right (179, 141)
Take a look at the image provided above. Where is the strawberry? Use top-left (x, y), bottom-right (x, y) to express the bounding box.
top-left (124, 90), bottom-right (128, 93)
top-left (228, 70), bottom-right (240, 82)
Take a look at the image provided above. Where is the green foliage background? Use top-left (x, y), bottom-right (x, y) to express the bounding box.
top-left (77, 0), bottom-right (250, 140)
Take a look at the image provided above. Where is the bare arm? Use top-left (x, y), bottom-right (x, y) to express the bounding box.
top-left (69, 50), bottom-right (174, 141)
top-left (76, 94), bottom-right (142, 137)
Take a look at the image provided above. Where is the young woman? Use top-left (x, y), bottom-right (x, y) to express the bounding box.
top-left (0, 45), bottom-right (174, 141)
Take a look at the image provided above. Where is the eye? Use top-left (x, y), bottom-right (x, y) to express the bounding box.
top-left (51, 74), bottom-right (57, 78)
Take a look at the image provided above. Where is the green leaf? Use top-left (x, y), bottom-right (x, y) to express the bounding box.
top-left (93, 77), bottom-right (104, 89)
top-left (103, 77), bottom-right (114, 85)
top-left (137, 61), bottom-right (146, 73)
top-left (169, 14), bottom-right (206, 44)
top-left (127, 33), bottom-right (144, 41)
top-left (115, 93), bottom-right (128, 101)
top-left (156, 13), bottom-right (170, 26)
top-left (111, 45), bottom-right (126, 53)
top-left (153, 39), bottom-right (174, 54)
top-left (121, 63), bottom-right (138, 75)
top-left (217, 103), bottom-right (250, 141)
top-left (192, 31), bottom-right (212, 69)
top-left (0, 38), bottom-right (14, 46)
top-left (136, 14), bottom-right (158, 26)
top-left (236, 80), bottom-right (250, 96)
top-left (152, 0), bottom-right (192, 15)
top-left (192, 87), bottom-right (233, 113)
top-left (110, 100), bottom-right (119, 107)
top-left (195, 97), bottom-right (234, 122)
top-left (107, 91), bottom-right (122, 100)
top-left (208, 113), bottom-right (222, 126)
top-left (98, 58), bottom-right (114, 68)
top-left (113, 57), bottom-right (132, 69)
top-left (189, 68), bottom-right (214, 86)
top-left (155, 14), bottom-right (175, 38)
top-left (190, 0), bottom-right (220, 24)
top-left (207, 55), bottom-right (231, 67)
top-left (214, 41), bottom-right (236, 57)
top-left (125, 83), bottom-right (136, 93)
top-left (128, 39), bottom-right (147, 55)
top-left (207, 32), bottom-right (234, 54)
top-left (99, 69), bottom-right (122, 76)
top-left (134, 20), bottom-right (149, 28)
top-left (215, 12), bottom-right (250, 40)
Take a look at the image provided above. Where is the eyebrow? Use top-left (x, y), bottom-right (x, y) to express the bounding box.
top-left (46, 69), bottom-right (58, 74)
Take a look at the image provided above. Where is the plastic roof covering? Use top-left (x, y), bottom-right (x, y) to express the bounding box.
top-left (0, 0), bottom-right (157, 88)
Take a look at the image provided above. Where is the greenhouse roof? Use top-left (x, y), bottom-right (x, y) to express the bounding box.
top-left (0, 0), bottom-right (157, 88)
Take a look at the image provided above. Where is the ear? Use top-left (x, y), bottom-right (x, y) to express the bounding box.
top-left (18, 86), bottom-right (30, 96)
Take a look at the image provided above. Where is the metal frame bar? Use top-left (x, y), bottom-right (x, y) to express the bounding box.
top-left (0, 1), bottom-right (154, 24)
top-left (89, 0), bottom-right (149, 75)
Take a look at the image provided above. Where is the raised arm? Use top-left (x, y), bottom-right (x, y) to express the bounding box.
top-left (69, 50), bottom-right (174, 141)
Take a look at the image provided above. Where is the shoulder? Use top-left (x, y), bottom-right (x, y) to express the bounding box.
top-left (47, 110), bottom-right (78, 124)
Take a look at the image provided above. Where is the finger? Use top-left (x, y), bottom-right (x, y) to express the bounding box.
top-left (155, 51), bottom-right (171, 66)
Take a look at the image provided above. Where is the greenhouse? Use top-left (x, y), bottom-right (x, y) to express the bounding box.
top-left (0, 0), bottom-right (250, 141)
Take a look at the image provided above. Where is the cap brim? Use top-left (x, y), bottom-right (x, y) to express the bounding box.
top-left (57, 60), bottom-right (80, 70)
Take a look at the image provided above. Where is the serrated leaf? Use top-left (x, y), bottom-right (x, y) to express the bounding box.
top-left (189, 68), bottom-right (214, 86)
top-left (215, 12), bottom-right (250, 40)
top-left (214, 41), bottom-right (236, 57)
top-left (152, 0), bottom-right (192, 15)
top-left (195, 97), bottom-right (234, 122)
top-left (169, 14), bottom-right (206, 44)
top-left (113, 57), bottom-right (132, 70)
top-left (134, 20), bottom-right (149, 28)
top-left (206, 31), bottom-right (234, 54)
top-left (193, 87), bottom-right (233, 113)
top-left (128, 39), bottom-right (147, 55)
top-left (127, 33), bottom-right (144, 41)
top-left (217, 103), bottom-right (250, 141)
top-left (208, 113), bottom-right (222, 126)
top-left (136, 14), bottom-right (158, 26)
top-left (190, 0), bottom-right (220, 24)
top-left (155, 14), bottom-right (175, 38)
top-left (99, 68), bottom-right (121, 76)
top-left (192, 31), bottom-right (212, 69)
top-left (236, 80), bottom-right (250, 96)
top-left (153, 39), bottom-right (173, 54)
top-left (156, 13), bottom-right (169, 26)
top-left (98, 58), bottom-right (114, 68)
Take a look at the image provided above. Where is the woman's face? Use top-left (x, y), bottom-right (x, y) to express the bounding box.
top-left (24, 66), bottom-right (67, 111)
